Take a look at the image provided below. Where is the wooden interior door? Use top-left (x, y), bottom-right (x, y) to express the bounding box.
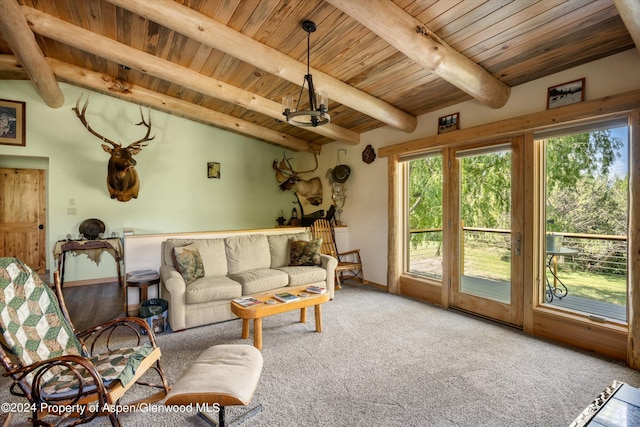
top-left (0, 168), bottom-right (46, 273)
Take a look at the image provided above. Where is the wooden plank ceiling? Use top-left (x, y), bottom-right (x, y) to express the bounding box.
top-left (0, 0), bottom-right (634, 152)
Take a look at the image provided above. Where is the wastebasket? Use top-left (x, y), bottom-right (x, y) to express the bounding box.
top-left (139, 298), bottom-right (168, 334)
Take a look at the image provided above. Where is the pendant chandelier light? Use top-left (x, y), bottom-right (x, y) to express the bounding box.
top-left (282, 20), bottom-right (330, 127)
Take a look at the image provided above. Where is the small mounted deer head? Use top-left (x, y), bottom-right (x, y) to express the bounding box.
top-left (272, 152), bottom-right (323, 206)
top-left (73, 95), bottom-right (155, 202)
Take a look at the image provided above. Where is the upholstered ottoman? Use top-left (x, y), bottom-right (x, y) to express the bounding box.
top-left (165, 344), bottom-right (263, 426)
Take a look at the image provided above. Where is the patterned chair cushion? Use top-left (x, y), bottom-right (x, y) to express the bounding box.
top-left (0, 257), bottom-right (155, 396)
top-left (0, 258), bottom-right (83, 383)
top-left (41, 344), bottom-right (154, 397)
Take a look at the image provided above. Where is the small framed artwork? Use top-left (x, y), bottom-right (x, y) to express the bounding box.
top-left (547, 78), bottom-right (585, 109)
top-left (0, 98), bottom-right (26, 146)
top-left (207, 162), bottom-right (220, 179)
top-left (438, 113), bottom-right (459, 134)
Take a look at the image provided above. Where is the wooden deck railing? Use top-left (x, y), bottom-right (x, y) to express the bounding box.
top-left (408, 227), bottom-right (628, 279)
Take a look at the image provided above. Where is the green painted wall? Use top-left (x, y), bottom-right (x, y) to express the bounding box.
top-left (0, 81), bottom-right (297, 281)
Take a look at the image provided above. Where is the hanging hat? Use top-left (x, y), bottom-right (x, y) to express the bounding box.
top-left (332, 164), bottom-right (351, 183)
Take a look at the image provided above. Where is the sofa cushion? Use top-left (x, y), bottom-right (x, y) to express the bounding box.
top-left (164, 238), bottom-right (228, 277)
top-left (194, 239), bottom-right (229, 277)
top-left (268, 232), bottom-right (310, 268)
top-left (185, 276), bottom-right (242, 305)
top-left (289, 239), bottom-right (322, 266)
top-left (225, 234), bottom-right (271, 274)
top-left (229, 268), bottom-right (289, 295)
top-left (276, 266), bottom-right (327, 287)
top-left (173, 243), bottom-right (205, 285)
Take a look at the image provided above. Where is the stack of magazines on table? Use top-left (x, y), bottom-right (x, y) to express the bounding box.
top-left (233, 296), bottom-right (263, 307)
top-left (306, 285), bottom-right (326, 294)
top-left (274, 292), bottom-right (300, 303)
top-left (127, 269), bottom-right (159, 282)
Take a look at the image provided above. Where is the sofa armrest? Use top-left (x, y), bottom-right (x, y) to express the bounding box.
top-left (320, 254), bottom-right (338, 299)
top-left (159, 265), bottom-right (187, 331)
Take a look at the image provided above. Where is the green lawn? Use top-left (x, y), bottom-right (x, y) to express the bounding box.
top-left (548, 269), bottom-right (626, 305)
top-left (465, 245), bottom-right (627, 306)
top-left (411, 242), bottom-right (627, 306)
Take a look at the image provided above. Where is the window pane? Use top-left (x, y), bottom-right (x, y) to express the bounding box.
top-left (542, 125), bottom-right (628, 322)
top-left (407, 155), bottom-right (443, 279)
top-left (459, 149), bottom-right (512, 304)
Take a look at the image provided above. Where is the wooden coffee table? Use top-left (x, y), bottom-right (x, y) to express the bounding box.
top-left (230, 285), bottom-right (330, 350)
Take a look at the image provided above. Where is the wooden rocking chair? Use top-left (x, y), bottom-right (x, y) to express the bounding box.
top-left (311, 219), bottom-right (365, 289)
top-left (0, 257), bottom-right (170, 426)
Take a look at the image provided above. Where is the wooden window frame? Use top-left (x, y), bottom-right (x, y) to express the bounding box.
top-left (382, 89), bottom-right (640, 366)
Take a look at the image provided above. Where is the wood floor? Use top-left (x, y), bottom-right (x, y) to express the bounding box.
top-left (60, 281), bottom-right (125, 332)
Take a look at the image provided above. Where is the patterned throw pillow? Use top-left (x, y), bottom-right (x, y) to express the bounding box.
top-left (173, 243), bottom-right (205, 284)
top-left (289, 238), bottom-right (322, 266)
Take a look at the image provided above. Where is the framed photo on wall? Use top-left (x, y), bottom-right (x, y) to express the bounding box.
top-left (0, 98), bottom-right (26, 146)
top-left (207, 162), bottom-right (221, 179)
top-left (438, 112), bottom-right (459, 134)
top-left (547, 78), bottom-right (585, 109)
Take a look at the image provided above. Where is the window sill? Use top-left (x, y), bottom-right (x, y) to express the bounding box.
top-left (534, 303), bottom-right (628, 332)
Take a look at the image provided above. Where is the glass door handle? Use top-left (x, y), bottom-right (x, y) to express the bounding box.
top-left (514, 232), bottom-right (521, 256)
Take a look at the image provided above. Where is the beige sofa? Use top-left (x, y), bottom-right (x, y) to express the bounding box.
top-left (159, 232), bottom-right (337, 331)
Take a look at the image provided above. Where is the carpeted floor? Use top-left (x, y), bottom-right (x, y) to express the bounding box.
top-left (2, 284), bottom-right (640, 426)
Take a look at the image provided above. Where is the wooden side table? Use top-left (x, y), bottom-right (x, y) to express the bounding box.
top-left (53, 238), bottom-right (124, 289)
top-left (126, 270), bottom-right (160, 316)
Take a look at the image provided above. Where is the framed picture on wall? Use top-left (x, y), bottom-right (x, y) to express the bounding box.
top-left (0, 98), bottom-right (26, 146)
top-left (207, 162), bottom-right (221, 179)
top-left (547, 78), bottom-right (585, 109)
top-left (437, 112), bottom-right (459, 134)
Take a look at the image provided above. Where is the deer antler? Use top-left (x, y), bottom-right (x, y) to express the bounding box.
top-left (73, 95), bottom-right (119, 147)
top-left (74, 95), bottom-right (155, 149)
top-left (272, 160), bottom-right (289, 183)
top-left (272, 152), bottom-right (318, 183)
top-left (128, 107), bottom-right (155, 149)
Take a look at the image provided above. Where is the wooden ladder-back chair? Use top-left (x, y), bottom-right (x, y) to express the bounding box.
top-left (0, 257), bottom-right (169, 427)
top-left (311, 219), bottom-right (365, 289)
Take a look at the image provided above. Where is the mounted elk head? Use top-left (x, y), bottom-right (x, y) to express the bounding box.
top-left (73, 95), bottom-right (155, 202)
top-left (273, 153), bottom-right (323, 206)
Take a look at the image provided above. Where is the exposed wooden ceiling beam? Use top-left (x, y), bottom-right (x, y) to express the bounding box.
top-left (105, 0), bottom-right (417, 133)
top-left (0, 54), bottom-right (23, 73)
top-left (21, 6), bottom-right (359, 145)
top-left (0, 0), bottom-right (63, 108)
top-left (52, 59), bottom-right (319, 153)
top-left (615, 0), bottom-right (640, 52)
top-left (326, 0), bottom-right (511, 109)
top-left (0, 54), bottom-right (317, 152)
top-left (0, 55), bottom-right (321, 153)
